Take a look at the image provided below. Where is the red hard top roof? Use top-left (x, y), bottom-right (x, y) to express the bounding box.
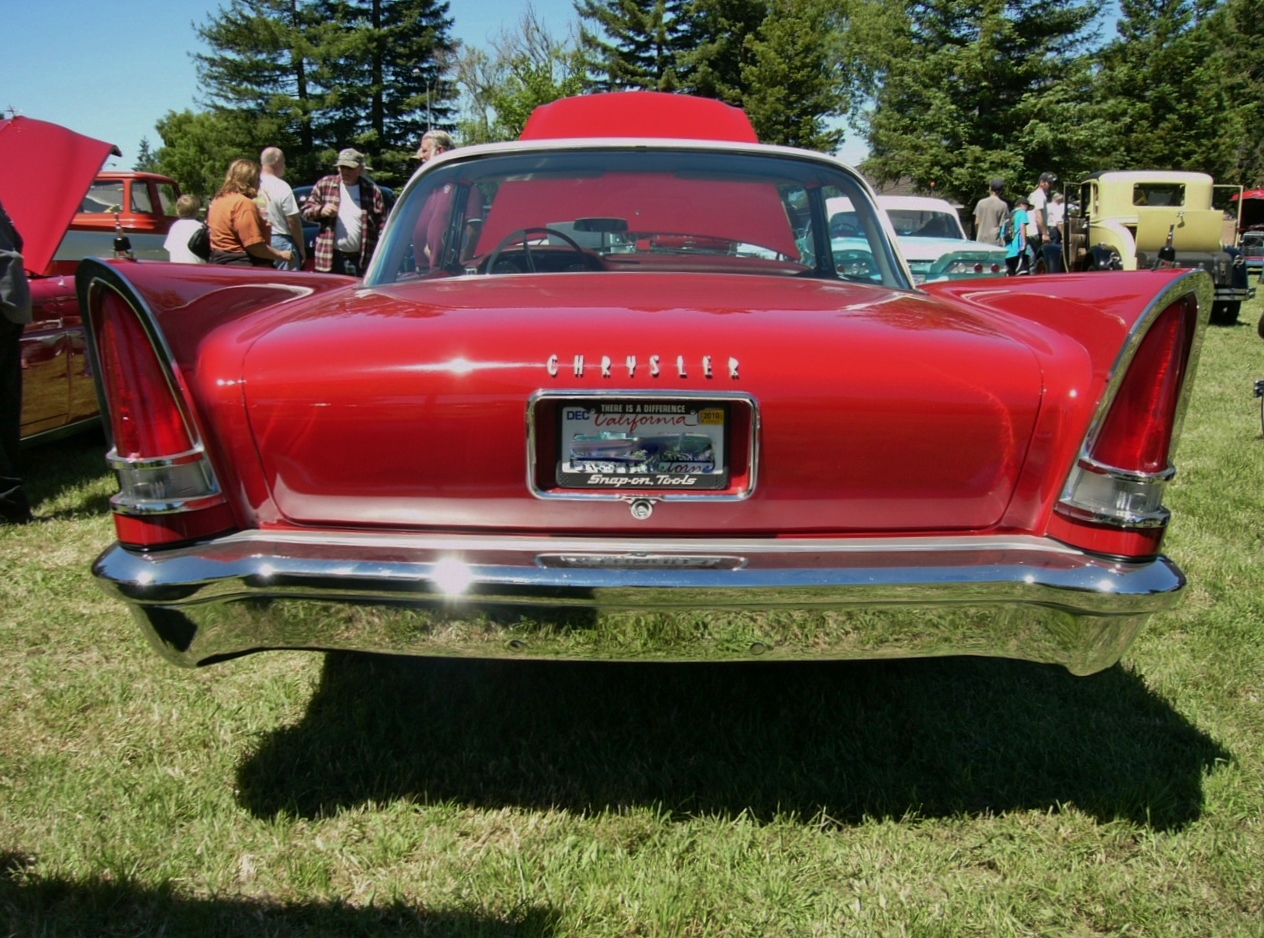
top-left (520, 92), bottom-right (759, 144)
top-left (0, 116), bottom-right (120, 275)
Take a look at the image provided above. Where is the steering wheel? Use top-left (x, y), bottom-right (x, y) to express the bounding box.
top-left (486, 227), bottom-right (586, 274)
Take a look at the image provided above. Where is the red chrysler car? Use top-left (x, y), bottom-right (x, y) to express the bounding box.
top-left (75, 93), bottom-right (1209, 675)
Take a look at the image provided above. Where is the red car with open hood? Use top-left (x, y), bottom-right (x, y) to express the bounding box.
top-left (0, 116), bottom-right (121, 442)
top-left (76, 92), bottom-right (1209, 675)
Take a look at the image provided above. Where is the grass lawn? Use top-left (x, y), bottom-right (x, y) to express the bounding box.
top-left (2, 290), bottom-right (1262, 936)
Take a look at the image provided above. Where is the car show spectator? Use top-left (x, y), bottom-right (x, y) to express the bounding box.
top-left (1042, 192), bottom-right (1067, 272)
top-left (0, 199), bottom-right (33, 525)
top-left (414, 129), bottom-right (455, 164)
top-left (259, 147), bottom-right (305, 270)
top-left (1006, 196), bottom-right (1031, 276)
top-left (1025, 171), bottom-right (1056, 265)
top-left (301, 148), bottom-right (386, 276)
top-left (411, 132), bottom-right (485, 270)
top-left (973, 178), bottom-right (1008, 244)
top-left (207, 160), bottom-right (293, 268)
top-left (163, 194), bottom-right (206, 265)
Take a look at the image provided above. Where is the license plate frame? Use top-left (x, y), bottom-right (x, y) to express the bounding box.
top-left (556, 399), bottom-right (730, 492)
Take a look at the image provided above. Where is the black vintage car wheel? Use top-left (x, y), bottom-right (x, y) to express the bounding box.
top-left (1211, 301), bottom-right (1241, 326)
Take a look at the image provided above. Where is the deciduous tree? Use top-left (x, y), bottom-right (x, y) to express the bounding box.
top-left (455, 8), bottom-right (587, 144)
top-left (861, 0), bottom-right (1109, 206)
top-left (740, 0), bottom-right (847, 150)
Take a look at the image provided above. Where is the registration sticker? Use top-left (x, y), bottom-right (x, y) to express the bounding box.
top-left (557, 400), bottom-right (729, 490)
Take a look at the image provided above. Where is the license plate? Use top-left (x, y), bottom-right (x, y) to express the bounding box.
top-left (557, 400), bottom-right (729, 491)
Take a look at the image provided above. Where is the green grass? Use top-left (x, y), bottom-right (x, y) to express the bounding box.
top-left (3, 300), bottom-right (1264, 936)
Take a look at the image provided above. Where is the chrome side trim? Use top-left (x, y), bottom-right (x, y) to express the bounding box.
top-left (1073, 455), bottom-right (1177, 486)
top-left (93, 531), bottom-right (1185, 675)
top-left (106, 446), bottom-right (214, 472)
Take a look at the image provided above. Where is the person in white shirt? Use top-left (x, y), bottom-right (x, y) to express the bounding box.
top-left (1025, 171), bottom-right (1056, 270)
top-left (258, 147), bottom-right (305, 270)
top-left (163, 194), bottom-right (207, 265)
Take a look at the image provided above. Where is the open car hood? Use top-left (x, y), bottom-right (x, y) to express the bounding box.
top-left (0, 116), bottom-right (120, 276)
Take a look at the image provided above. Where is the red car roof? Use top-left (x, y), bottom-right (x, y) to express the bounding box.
top-left (520, 91), bottom-right (759, 143)
top-left (0, 116), bottom-right (120, 275)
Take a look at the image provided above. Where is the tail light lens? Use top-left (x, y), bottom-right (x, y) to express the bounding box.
top-left (1051, 294), bottom-right (1199, 558)
top-left (94, 289), bottom-right (236, 549)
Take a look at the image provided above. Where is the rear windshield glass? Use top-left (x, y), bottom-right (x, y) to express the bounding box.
top-left (367, 148), bottom-right (908, 289)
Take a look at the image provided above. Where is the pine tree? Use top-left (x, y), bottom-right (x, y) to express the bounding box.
top-left (676, 0), bottom-right (768, 103)
top-left (1221, 0), bottom-right (1264, 184)
top-left (194, 0), bottom-right (322, 155)
top-left (740, 0), bottom-right (846, 150)
top-left (576, 0), bottom-right (690, 90)
top-left (311, 0), bottom-right (456, 180)
top-left (1097, 0), bottom-right (1234, 179)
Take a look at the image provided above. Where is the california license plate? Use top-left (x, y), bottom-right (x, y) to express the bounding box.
top-left (557, 400), bottom-right (729, 491)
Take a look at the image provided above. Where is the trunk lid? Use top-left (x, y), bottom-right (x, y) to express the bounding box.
top-left (239, 274), bottom-right (1044, 534)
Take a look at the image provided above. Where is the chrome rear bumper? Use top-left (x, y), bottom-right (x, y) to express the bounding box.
top-left (93, 531), bottom-right (1185, 675)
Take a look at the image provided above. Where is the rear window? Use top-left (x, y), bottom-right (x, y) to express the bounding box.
top-left (1133, 183), bottom-right (1185, 207)
top-left (368, 147), bottom-right (908, 289)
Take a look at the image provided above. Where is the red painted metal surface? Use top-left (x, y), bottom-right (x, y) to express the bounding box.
top-left (96, 259), bottom-right (1189, 543)
top-left (0, 116), bottom-right (119, 276)
top-left (1, 116), bottom-right (120, 440)
top-left (519, 91), bottom-right (759, 143)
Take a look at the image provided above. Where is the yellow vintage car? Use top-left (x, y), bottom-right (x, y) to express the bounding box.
top-left (1065, 170), bottom-right (1251, 324)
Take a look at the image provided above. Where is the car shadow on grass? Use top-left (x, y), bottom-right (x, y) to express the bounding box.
top-left (0, 851), bottom-right (558, 936)
top-left (21, 427), bottom-right (112, 518)
top-left (236, 653), bottom-right (1229, 831)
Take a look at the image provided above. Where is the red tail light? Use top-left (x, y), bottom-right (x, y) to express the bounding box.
top-left (93, 289), bottom-right (236, 549)
top-left (97, 293), bottom-right (195, 458)
top-left (1051, 294), bottom-right (1201, 558)
top-left (1087, 295), bottom-right (1195, 474)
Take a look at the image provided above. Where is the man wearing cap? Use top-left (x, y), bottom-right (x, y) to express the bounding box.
top-left (301, 148), bottom-right (386, 275)
top-left (973, 178), bottom-right (1008, 245)
top-left (1025, 171), bottom-right (1056, 270)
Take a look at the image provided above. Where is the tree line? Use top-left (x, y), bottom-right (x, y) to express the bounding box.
top-left (140, 0), bottom-right (1264, 209)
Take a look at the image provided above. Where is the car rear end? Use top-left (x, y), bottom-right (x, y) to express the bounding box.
top-left (76, 130), bottom-right (1211, 676)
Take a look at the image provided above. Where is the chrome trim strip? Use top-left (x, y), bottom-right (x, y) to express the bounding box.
top-left (1054, 501), bottom-right (1171, 529)
top-left (1073, 455), bottom-right (1177, 485)
top-left (110, 492), bottom-right (227, 516)
top-left (93, 531), bottom-right (1185, 674)
top-left (106, 446), bottom-right (214, 472)
top-left (526, 390), bottom-right (760, 502)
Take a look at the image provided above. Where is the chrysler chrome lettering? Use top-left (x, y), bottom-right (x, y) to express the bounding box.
top-left (545, 354), bottom-right (740, 378)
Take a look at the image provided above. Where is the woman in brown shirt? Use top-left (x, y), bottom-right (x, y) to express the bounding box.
top-left (207, 160), bottom-right (294, 267)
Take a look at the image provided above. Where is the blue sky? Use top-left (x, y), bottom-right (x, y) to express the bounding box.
top-left (0, 0), bottom-right (581, 169)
